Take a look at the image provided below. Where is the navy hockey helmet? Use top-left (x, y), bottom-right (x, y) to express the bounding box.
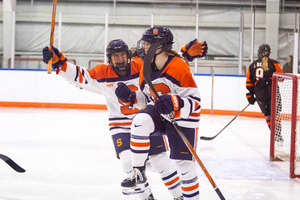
top-left (257, 44), bottom-right (271, 59)
top-left (141, 27), bottom-right (174, 50)
top-left (137, 27), bottom-right (174, 60)
top-left (106, 39), bottom-right (130, 73)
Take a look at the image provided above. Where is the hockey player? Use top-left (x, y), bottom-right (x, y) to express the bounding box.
top-left (246, 44), bottom-right (284, 143)
top-left (42, 39), bottom-right (183, 200)
top-left (116, 27), bottom-right (205, 200)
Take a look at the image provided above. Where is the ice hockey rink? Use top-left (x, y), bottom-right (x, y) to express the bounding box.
top-left (0, 107), bottom-right (299, 200)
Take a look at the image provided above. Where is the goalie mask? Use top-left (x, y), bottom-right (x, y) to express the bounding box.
top-left (257, 44), bottom-right (271, 59)
top-left (137, 27), bottom-right (174, 60)
top-left (106, 39), bottom-right (131, 75)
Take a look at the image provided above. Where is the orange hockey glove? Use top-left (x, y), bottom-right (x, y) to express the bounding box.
top-left (181, 39), bottom-right (208, 62)
top-left (154, 94), bottom-right (184, 115)
top-left (42, 45), bottom-right (67, 69)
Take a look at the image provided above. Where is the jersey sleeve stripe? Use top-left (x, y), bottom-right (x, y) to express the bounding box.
top-left (190, 112), bottom-right (201, 117)
top-left (189, 96), bottom-right (201, 102)
top-left (194, 101), bottom-right (200, 111)
top-left (188, 98), bottom-right (193, 115)
top-left (162, 73), bottom-right (181, 87)
top-left (74, 66), bottom-right (79, 82)
top-left (78, 68), bottom-right (83, 83)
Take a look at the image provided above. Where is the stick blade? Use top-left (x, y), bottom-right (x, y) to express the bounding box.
top-left (200, 136), bottom-right (215, 141)
top-left (0, 154), bottom-right (26, 173)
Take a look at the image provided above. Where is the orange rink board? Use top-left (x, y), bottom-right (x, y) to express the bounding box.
top-left (0, 101), bottom-right (263, 118)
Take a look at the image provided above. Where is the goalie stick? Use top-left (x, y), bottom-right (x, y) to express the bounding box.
top-left (200, 103), bottom-right (250, 141)
top-left (0, 154), bottom-right (26, 173)
top-left (143, 42), bottom-right (226, 200)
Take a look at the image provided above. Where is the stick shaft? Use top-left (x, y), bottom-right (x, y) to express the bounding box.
top-left (200, 103), bottom-right (250, 140)
top-left (47, 0), bottom-right (57, 74)
top-left (171, 121), bottom-right (225, 199)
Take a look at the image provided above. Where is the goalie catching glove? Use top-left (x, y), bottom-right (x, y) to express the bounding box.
top-left (43, 45), bottom-right (67, 69)
top-left (154, 94), bottom-right (184, 115)
top-left (181, 39), bottom-right (208, 62)
top-left (115, 82), bottom-right (136, 107)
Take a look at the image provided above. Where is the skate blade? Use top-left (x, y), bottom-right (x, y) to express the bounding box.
top-left (122, 186), bottom-right (145, 195)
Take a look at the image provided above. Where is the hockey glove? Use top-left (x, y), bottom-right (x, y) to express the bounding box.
top-left (42, 45), bottom-right (67, 69)
top-left (115, 82), bottom-right (136, 106)
top-left (154, 94), bottom-right (184, 115)
top-left (246, 92), bottom-right (256, 105)
top-left (181, 39), bottom-right (208, 62)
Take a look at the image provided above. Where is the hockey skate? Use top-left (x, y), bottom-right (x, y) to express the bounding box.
top-left (174, 196), bottom-right (184, 200)
top-left (121, 178), bottom-right (144, 195)
top-left (121, 166), bottom-right (147, 195)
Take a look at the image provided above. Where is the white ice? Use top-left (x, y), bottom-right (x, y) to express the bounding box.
top-left (0, 107), bottom-right (299, 200)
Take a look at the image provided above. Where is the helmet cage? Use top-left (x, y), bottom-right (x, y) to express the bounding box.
top-left (258, 44), bottom-right (271, 59)
top-left (136, 39), bottom-right (147, 61)
top-left (106, 39), bottom-right (131, 72)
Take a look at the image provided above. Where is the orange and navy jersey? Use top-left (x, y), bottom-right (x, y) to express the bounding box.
top-left (131, 55), bottom-right (143, 67)
top-left (137, 55), bottom-right (201, 128)
top-left (57, 58), bottom-right (143, 136)
top-left (246, 58), bottom-right (283, 93)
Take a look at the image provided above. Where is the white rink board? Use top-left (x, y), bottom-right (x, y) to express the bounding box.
top-left (0, 69), bottom-right (260, 112)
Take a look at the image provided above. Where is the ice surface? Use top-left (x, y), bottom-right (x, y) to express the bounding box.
top-left (0, 108), bottom-right (299, 200)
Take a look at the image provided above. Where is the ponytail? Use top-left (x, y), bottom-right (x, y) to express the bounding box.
top-left (262, 57), bottom-right (269, 71)
top-left (166, 49), bottom-right (189, 65)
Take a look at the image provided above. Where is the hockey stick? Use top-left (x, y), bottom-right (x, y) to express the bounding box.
top-left (200, 103), bottom-right (250, 141)
top-left (0, 154), bottom-right (26, 173)
top-left (143, 42), bottom-right (226, 200)
top-left (47, 0), bottom-right (57, 74)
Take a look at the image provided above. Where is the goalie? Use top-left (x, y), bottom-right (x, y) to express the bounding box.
top-left (246, 44), bottom-right (284, 144)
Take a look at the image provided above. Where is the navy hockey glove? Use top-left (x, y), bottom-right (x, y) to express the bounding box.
top-left (246, 92), bottom-right (256, 105)
top-left (181, 39), bottom-right (208, 62)
top-left (43, 45), bottom-right (67, 69)
top-left (154, 94), bottom-right (184, 115)
top-left (115, 82), bottom-right (136, 106)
